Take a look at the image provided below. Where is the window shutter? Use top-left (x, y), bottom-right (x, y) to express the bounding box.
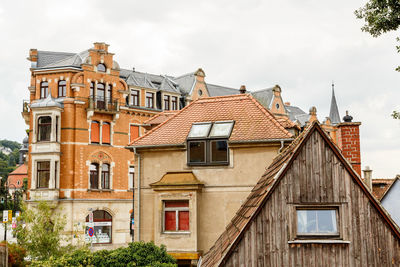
top-left (91, 122), bottom-right (100, 143)
top-left (102, 123), bottom-right (110, 144)
top-left (130, 125), bottom-right (139, 143)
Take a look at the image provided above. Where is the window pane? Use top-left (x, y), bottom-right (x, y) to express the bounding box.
top-left (37, 161), bottom-right (50, 188)
top-left (188, 123), bottom-right (211, 138)
top-left (165, 211), bottom-right (176, 231)
top-left (97, 63), bottom-right (106, 72)
top-left (209, 122), bottom-right (234, 137)
top-left (178, 211), bottom-right (189, 231)
top-left (38, 116), bottom-right (51, 142)
top-left (211, 140), bottom-right (228, 162)
top-left (297, 209), bottom-right (337, 234)
top-left (188, 141), bottom-right (205, 163)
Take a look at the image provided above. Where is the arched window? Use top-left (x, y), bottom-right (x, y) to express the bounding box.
top-left (58, 80), bottom-right (67, 97)
top-left (101, 163), bottom-right (110, 189)
top-left (85, 210), bottom-right (112, 244)
top-left (38, 116), bottom-right (52, 142)
top-left (40, 82), bottom-right (49, 99)
top-left (97, 63), bottom-right (106, 72)
top-left (90, 163), bottom-right (99, 189)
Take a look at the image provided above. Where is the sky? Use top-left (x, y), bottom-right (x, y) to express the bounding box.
top-left (0, 0), bottom-right (399, 177)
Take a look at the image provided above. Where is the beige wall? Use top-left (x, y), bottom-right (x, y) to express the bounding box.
top-left (134, 143), bottom-right (281, 255)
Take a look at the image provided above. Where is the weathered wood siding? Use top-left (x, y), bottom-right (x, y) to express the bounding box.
top-left (223, 131), bottom-right (400, 266)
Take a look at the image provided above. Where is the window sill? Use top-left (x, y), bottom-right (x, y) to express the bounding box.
top-left (288, 240), bottom-right (350, 244)
top-left (89, 143), bottom-right (112, 146)
top-left (162, 231), bottom-right (190, 235)
top-left (87, 189), bottom-right (114, 192)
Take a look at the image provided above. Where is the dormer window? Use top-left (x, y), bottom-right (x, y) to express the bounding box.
top-left (40, 82), bottom-right (49, 99)
top-left (97, 63), bottom-right (106, 72)
top-left (187, 121), bottom-right (234, 166)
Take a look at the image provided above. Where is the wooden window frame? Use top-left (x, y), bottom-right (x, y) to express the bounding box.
top-left (37, 161), bottom-right (50, 188)
top-left (101, 163), bottom-right (110, 189)
top-left (294, 205), bottom-right (341, 240)
top-left (58, 80), bottom-right (67, 97)
top-left (90, 163), bottom-right (99, 189)
top-left (162, 200), bottom-right (190, 233)
top-left (40, 81), bottom-right (49, 99)
top-left (146, 92), bottom-right (154, 108)
top-left (130, 90), bottom-right (139, 106)
top-left (164, 95), bottom-right (170, 110)
top-left (171, 96), bottom-right (178, 110)
top-left (37, 116), bottom-right (52, 142)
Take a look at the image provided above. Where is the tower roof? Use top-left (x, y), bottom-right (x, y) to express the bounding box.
top-left (329, 83), bottom-right (340, 125)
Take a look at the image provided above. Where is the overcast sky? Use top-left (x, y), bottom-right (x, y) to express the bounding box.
top-left (0, 0), bottom-right (399, 177)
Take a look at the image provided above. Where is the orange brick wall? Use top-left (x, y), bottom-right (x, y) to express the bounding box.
top-left (337, 123), bottom-right (361, 176)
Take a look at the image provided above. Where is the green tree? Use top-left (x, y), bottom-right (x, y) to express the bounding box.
top-left (15, 201), bottom-right (67, 261)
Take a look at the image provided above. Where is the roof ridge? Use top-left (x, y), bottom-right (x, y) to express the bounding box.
top-left (195, 93), bottom-right (249, 102)
top-left (251, 87), bottom-right (274, 93)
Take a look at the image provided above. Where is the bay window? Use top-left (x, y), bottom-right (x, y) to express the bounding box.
top-left (38, 116), bottom-right (52, 142)
top-left (37, 161), bottom-right (50, 188)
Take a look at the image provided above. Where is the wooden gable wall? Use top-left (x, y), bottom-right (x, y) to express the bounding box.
top-left (222, 130), bottom-right (400, 267)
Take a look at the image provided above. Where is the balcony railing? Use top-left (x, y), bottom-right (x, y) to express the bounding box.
top-left (88, 97), bottom-right (120, 113)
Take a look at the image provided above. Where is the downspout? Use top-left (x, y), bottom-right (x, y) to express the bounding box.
top-left (278, 140), bottom-right (285, 154)
top-left (133, 147), bottom-right (141, 241)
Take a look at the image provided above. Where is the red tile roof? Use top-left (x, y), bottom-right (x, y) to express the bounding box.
top-left (372, 178), bottom-right (395, 200)
top-left (130, 94), bottom-right (293, 147)
top-left (144, 110), bottom-right (179, 125)
top-left (201, 122), bottom-right (400, 266)
top-left (8, 164), bottom-right (27, 189)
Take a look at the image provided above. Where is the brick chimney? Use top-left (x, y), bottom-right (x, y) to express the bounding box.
top-left (239, 85), bottom-right (246, 94)
top-left (337, 111), bottom-right (361, 176)
top-left (93, 42), bottom-right (109, 52)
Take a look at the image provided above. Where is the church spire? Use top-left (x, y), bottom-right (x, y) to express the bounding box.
top-left (329, 82), bottom-right (340, 125)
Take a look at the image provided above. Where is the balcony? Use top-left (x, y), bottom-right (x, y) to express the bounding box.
top-left (86, 97), bottom-right (120, 121)
top-left (21, 99), bottom-right (30, 125)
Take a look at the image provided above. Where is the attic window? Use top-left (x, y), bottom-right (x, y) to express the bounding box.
top-left (187, 121), bottom-right (234, 166)
top-left (296, 208), bottom-right (338, 236)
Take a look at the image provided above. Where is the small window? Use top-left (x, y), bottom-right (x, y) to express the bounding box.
top-left (146, 92), bottom-right (154, 108)
top-left (97, 63), bottom-right (106, 72)
top-left (102, 122), bottom-right (111, 144)
top-left (188, 123), bottom-right (212, 138)
top-left (90, 163), bottom-right (99, 189)
top-left (17, 181), bottom-right (20, 186)
top-left (188, 141), bottom-right (206, 163)
top-left (164, 95), bottom-right (170, 110)
top-left (38, 116), bottom-right (52, 142)
top-left (130, 90), bottom-right (139, 106)
top-left (163, 200), bottom-right (189, 232)
top-left (129, 166), bottom-right (135, 189)
top-left (171, 96), bottom-right (178, 110)
top-left (90, 121), bottom-right (100, 144)
top-left (198, 89), bottom-right (203, 96)
top-left (276, 103), bottom-right (280, 109)
top-left (211, 140), bottom-right (228, 163)
top-left (58, 80), bottom-right (67, 97)
top-left (40, 82), bottom-right (49, 99)
top-left (37, 161), bottom-right (50, 188)
top-left (101, 164), bottom-right (110, 189)
top-left (297, 209), bottom-right (338, 236)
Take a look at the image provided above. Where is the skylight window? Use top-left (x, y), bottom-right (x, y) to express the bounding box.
top-left (188, 123), bottom-right (212, 138)
top-left (187, 121), bottom-right (234, 139)
top-left (209, 122), bottom-right (234, 137)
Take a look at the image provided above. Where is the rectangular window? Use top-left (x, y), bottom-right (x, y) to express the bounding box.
top-left (164, 95), bottom-right (170, 110)
top-left (130, 125), bottom-right (140, 143)
top-left (210, 140), bottom-right (228, 163)
top-left (91, 121), bottom-right (100, 143)
top-left (101, 164), bottom-right (110, 189)
top-left (188, 141), bottom-right (206, 163)
top-left (102, 122), bottom-right (111, 144)
top-left (296, 209), bottom-right (338, 236)
top-left (146, 92), bottom-right (154, 108)
top-left (163, 201), bottom-right (189, 232)
top-left (54, 161), bottom-right (58, 189)
top-left (129, 166), bottom-right (135, 189)
top-left (90, 163), bottom-right (99, 189)
top-left (90, 82), bottom-right (95, 98)
top-left (130, 90), bottom-right (139, 106)
top-left (38, 116), bottom-right (52, 142)
top-left (37, 161), bottom-right (50, 188)
top-left (58, 80), bottom-right (67, 97)
top-left (171, 96), bottom-right (178, 110)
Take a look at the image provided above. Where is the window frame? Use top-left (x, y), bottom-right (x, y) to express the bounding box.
top-left (294, 205), bottom-right (341, 239)
top-left (171, 96), bottom-right (178, 110)
top-left (163, 95), bottom-right (170, 110)
top-left (58, 80), bottom-right (67, 97)
top-left (101, 163), bottom-right (110, 189)
top-left (37, 116), bottom-right (52, 142)
top-left (146, 92), bottom-right (154, 108)
top-left (90, 163), bottom-right (99, 189)
top-left (162, 200), bottom-right (190, 233)
top-left (40, 81), bottom-right (49, 99)
top-left (128, 166), bottom-right (135, 190)
top-left (97, 63), bottom-right (106, 72)
top-left (130, 89), bottom-right (139, 106)
top-left (37, 161), bottom-right (50, 189)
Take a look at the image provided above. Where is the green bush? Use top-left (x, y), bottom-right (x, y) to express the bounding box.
top-left (31, 241), bottom-right (177, 267)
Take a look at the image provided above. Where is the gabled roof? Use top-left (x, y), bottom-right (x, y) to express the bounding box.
top-left (201, 122), bottom-right (400, 266)
top-left (251, 88), bottom-right (274, 109)
top-left (129, 94), bottom-right (293, 148)
top-left (173, 72), bottom-right (196, 95)
top-left (372, 178), bottom-right (395, 200)
top-left (8, 164), bottom-right (27, 176)
top-left (144, 110), bottom-right (179, 126)
top-left (207, 84), bottom-right (240, 97)
top-left (380, 176), bottom-right (399, 202)
top-left (285, 104), bottom-right (309, 127)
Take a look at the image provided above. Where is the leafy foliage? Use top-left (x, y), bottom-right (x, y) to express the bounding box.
top-left (15, 201), bottom-right (67, 261)
top-left (3, 241), bottom-right (27, 267)
top-left (30, 241), bottom-right (177, 267)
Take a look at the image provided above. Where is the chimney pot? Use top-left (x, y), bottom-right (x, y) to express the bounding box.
top-left (343, 110), bottom-right (353, 122)
top-left (239, 85), bottom-right (246, 94)
top-left (363, 166), bottom-right (373, 190)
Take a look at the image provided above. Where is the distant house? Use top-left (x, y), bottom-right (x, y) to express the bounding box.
top-left (380, 176), bottom-right (400, 227)
top-left (201, 122), bottom-right (400, 266)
